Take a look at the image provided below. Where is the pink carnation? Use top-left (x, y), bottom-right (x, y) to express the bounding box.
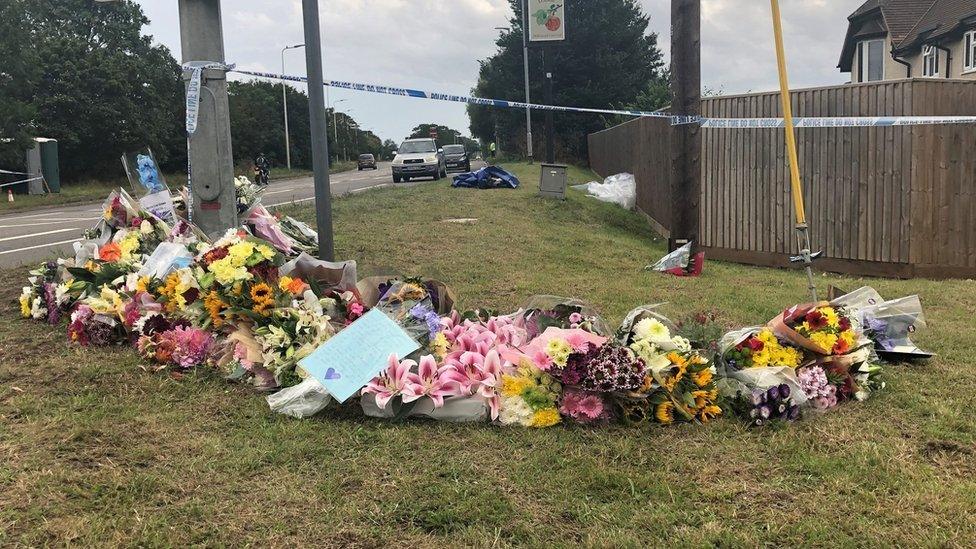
top-left (559, 388), bottom-right (609, 423)
top-left (158, 326), bottom-right (213, 368)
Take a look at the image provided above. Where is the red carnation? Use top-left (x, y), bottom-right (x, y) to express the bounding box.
top-left (804, 310), bottom-right (828, 330)
top-left (838, 317), bottom-right (851, 331)
top-left (746, 337), bottom-right (765, 352)
top-left (202, 247), bottom-right (229, 265)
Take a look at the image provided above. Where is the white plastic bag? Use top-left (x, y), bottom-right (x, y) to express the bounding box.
top-left (648, 242), bottom-right (691, 272)
top-left (137, 242), bottom-right (193, 279)
top-left (572, 172), bottom-right (636, 209)
top-left (267, 377), bottom-right (333, 419)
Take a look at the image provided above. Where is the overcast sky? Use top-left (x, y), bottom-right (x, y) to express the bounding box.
top-left (136, 0), bottom-right (862, 144)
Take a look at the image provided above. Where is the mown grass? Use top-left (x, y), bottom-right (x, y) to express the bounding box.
top-left (1, 162), bottom-right (974, 546)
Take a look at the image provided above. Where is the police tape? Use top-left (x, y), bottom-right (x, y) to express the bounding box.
top-left (699, 115), bottom-right (976, 128)
top-left (0, 176), bottom-right (44, 189)
top-left (184, 61), bottom-right (236, 135)
top-left (196, 65), bottom-right (976, 129)
top-left (0, 168), bottom-right (31, 176)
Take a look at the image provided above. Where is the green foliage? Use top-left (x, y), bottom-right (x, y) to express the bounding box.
top-left (406, 123), bottom-right (479, 151)
top-left (0, 0), bottom-right (38, 170)
top-left (15, 0), bottom-right (186, 181)
top-left (468, 0), bottom-right (668, 162)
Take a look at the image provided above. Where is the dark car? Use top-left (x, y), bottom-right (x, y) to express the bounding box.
top-left (442, 144), bottom-right (471, 173)
top-left (357, 153), bottom-right (377, 170)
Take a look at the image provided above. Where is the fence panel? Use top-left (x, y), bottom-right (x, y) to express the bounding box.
top-left (587, 78), bottom-right (976, 278)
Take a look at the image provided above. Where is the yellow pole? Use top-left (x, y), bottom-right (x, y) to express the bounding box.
top-left (769, 0), bottom-right (805, 224)
top-left (769, 0), bottom-right (818, 301)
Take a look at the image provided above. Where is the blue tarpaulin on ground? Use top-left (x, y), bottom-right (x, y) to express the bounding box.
top-left (451, 166), bottom-right (520, 189)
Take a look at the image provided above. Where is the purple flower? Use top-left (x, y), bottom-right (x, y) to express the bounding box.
top-left (778, 384), bottom-right (791, 399)
top-left (767, 386), bottom-right (781, 401)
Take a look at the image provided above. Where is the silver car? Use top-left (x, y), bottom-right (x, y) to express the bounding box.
top-left (391, 138), bottom-right (446, 183)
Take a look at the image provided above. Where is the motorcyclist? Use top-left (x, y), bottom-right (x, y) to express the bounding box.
top-left (254, 153), bottom-right (270, 185)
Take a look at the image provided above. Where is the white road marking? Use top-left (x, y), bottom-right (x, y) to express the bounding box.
top-left (0, 226), bottom-right (82, 243)
top-left (0, 237), bottom-right (79, 256)
top-left (0, 211), bottom-right (69, 222)
top-left (0, 218), bottom-right (95, 229)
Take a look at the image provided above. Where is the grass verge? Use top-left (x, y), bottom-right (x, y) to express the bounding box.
top-left (1, 161), bottom-right (974, 545)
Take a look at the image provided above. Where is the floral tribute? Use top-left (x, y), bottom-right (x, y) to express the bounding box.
top-left (18, 185), bottom-right (909, 431)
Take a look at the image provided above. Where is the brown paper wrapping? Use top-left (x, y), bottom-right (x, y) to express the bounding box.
top-left (356, 276), bottom-right (457, 314)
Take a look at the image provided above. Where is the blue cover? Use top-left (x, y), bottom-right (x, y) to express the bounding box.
top-left (451, 166), bottom-right (520, 189)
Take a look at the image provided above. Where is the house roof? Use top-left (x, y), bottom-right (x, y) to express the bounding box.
top-left (838, 0), bottom-right (975, 70)
top-left (894, 0), bottom-right (976, 53)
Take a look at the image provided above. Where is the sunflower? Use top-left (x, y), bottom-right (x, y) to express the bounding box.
top-left (204, 290), bottom-right (227, 327)
top-left (655, 401), bottom-right (675, 424)
top-left (249, 282), bottom-right (275, 315)
top-left (698, 405), bottom-right (722, 423)
top-left (691, 368), bottom-right (713, 387)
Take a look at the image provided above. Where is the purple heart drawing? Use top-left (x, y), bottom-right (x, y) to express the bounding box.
top-left (324, 367), bottom-right (341, 380)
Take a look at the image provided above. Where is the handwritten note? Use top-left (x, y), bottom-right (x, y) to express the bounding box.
top-left (298, 308), bottom-right (419, 403)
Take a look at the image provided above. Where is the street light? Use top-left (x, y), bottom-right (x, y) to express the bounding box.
top-left (495, 6), bottom-right (533, 163)
top-left (281, 43), bottom-right (305, 170)
top-left (330, 98), bottom-right (347, 161)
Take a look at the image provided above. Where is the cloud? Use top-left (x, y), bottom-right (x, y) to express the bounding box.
top-left (136, 0), bottom-right (862, 143)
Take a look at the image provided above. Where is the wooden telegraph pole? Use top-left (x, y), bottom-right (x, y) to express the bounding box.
top-left (668, 0), bottom-right (701, 252)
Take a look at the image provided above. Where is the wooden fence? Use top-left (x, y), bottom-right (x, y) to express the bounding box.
top-left (588, 78), bottom-right (976, 278)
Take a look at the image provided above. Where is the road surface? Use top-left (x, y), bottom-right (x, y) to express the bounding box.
top-left (0, 161), bottom-right (424, 268)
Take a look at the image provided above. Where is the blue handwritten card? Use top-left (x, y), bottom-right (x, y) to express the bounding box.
top-left (299, 308), bottom-right (419, 403)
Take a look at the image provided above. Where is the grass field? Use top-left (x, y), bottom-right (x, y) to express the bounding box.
top-left (1, 162), bottom-right (974, 546)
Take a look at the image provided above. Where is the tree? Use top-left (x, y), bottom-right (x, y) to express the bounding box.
top-left (467, 0), bottom-right (668, 162)
top-left (0, 0), bottom-right (39, 170)
top-left (20, 0), bottom-right (186, 180)
top-left (406, 123), bottom-right (479, 151)
top-left (228, 80), bottom-right (310, 170)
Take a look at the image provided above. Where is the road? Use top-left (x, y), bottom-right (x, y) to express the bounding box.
top-left (0, 161), bottom-right (416, 268)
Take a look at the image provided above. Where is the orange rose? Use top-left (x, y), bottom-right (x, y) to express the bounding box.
top-left (99, 242), bottom-right (122, 262)
top-left (287, 277), bottom-right (307, 295)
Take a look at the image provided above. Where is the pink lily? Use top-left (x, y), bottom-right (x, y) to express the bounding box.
top-left (401, 354), bottom-right (457, 408)
top-left (362, 354), bottom-right (414, 409)
top-left (443, 350), bottom-right (490, 394)
top-left (476, 350), bottom-right (506, 420)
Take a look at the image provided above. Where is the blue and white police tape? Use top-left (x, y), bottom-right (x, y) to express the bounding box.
top-left (0, 176), bottom-right (44, 189)
top-left (699, 115), bottom-right (976, 128)
top-left (194, 65), bottom-right (976, 129)
top-left (0, 168), bottom-right (31, 176)
top-left (230, 68), bottom-right (679, 121)
top-left (184, 61), bottom-right (236, 136)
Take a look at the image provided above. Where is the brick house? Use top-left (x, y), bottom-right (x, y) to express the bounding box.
top-left (839, 0), bottom-right (976, 82)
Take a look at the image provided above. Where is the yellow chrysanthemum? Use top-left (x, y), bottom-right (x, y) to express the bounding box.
top-left (821, 306), bottom-right (840, 329)
top-left (809, 331), bottom-right (838, 353)
top-left (118, 232), bottom-right (141, 261)
top-left (278, 276), bottom-right (294, 292)
top-left (256, 244), bottom-right (275, 260)
top-left (227, 241), bottom-right (255, 267)
top-left (429, 332), bottom-right (450, 359)
top-left (530, 408), bottom-right (560, 428)
top-left (209, 257), bottom-right (251, 286)
top-left (19, 293), bottom-right (31, 318)
top-left (545, 338), bottom-right (572, 367)
top-left (501, 374), bottom-right (532, 398)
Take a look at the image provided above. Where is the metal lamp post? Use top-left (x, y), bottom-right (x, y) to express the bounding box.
top-left (494, 22), bottom-right (533, 162)
top-left (281, 43), bottom-right (305, 171)
top-left (331, 98), bottom-right (347, 163)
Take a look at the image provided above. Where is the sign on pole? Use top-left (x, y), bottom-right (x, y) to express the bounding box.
top-left (527, 1), bottom-right (565, 42)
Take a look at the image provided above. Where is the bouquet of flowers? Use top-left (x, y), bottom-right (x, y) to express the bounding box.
top-left (722, 328), bottom-right (803, 369)
top-left (137, 325), bottom-right (214, 370)
top-left (731, 384), bottom-right (802, 427)
top-left (520, 295), bottom-right (610, 339)
top-left (193, 230), bottom-right (285, 325)
top-left (278, 215), bottom-right (319, 256)
top-left (497, 359), bottom-right (561, 427)
top-left (769, 303), bottom-right (859, 356)
top-left (68, 303), bottom-right (125, 346)
top-left (20, 261), bottom-right (84, 325)
top-left (362, 353), bottom-right (462, 419)
top-left (644, 350), bottom-right (722, 425)
top-left (250, 293), bottom-right (337, 388)
top-left (234, 175), bottom-right (264, 214)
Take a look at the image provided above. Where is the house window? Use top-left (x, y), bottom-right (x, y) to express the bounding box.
top-left (857, 39), bottom-right (885, 82)
top-left (923, 45), bottom-right (940, 77)
top-left (965, 30), bottom-right (976, 73)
